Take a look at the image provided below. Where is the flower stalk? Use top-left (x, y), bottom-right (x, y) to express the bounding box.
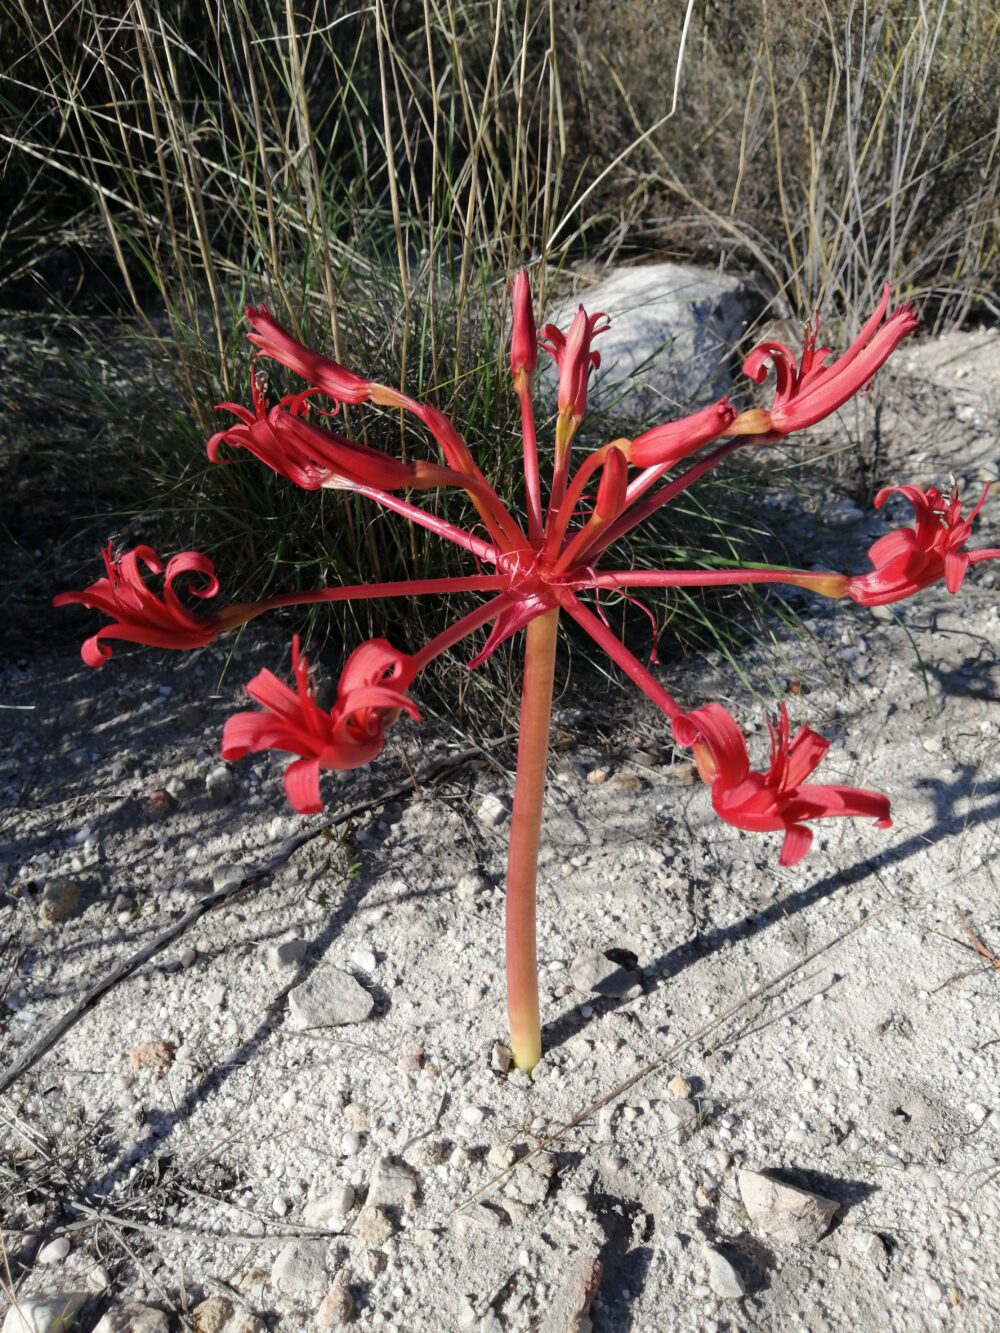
top-left (504, 607), bottom-right (560, 1070)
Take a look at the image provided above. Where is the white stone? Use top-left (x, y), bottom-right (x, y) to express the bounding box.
top-left (304, 1185), bottom-right (356, 1228)
top-left (543, 262), bottom-right (758, 412)
top-left (2, 1293), bottom-right (87, 1333)
top-left (568, 949), bottom-right (637, 997)
top-left (211, 864), bottom-right (242, 892)
top-left (702, 1244), bottom-right (745, 1300)
top-left (476, 793), bottom-right (508, 828)
top-left (287, 968), bottom-right (374, 1029)
top-left (349, 948), bottom-right (377, 972)
top-left (453, 1202), bottom-right (511, 1236)
top-left (37, 1237), bottom-right (71, 1264)
top-left (270, 1238), bottom-right (329, 1296)
top-left (205, 763), bottom-right (234, 797)
top-left (491, 1043), bottom-right (512, 1074)
top-left (92, 1305), bottom-right (169, 1333)
top-left (662, 1098), bottom-right (701, 1144)
top-left (266, 938), bottom-right (309, 972)
top-left (364, 1156), bottom-right (419, 1211)
top-left (562, 1192), bottom-right (588, 1215)
top-left (341, 1131), bottom-right (361, 1156)
top-left (738, 1169), bottom-right (839, 1244)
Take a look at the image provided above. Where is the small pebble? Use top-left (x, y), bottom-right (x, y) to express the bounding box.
top-left (491, 1043), bottom-right (512, 1074)
top-left (341, 1131), bottom-right (361, 1156)
top-left (563, 1193), bottom-right (588, 1215)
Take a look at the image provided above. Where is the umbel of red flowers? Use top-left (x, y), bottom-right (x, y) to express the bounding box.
top-left (57, 275), bottom-right (999, 1070)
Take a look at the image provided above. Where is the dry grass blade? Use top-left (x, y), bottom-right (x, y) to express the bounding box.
top-left (954, 903), bottom-right (1000, 972)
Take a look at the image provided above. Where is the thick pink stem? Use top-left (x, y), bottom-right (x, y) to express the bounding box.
top-left (562, 594), bottom-right (683, 720)
top-left (505, 606), bottom-right (559, 1070)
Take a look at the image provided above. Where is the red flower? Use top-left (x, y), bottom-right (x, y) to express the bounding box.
top-left (208, 378), bottom-right (454, 493)
top-left (673, 702), bottom-right (891, 866)
top-left (628, 398), bottom-right (738, 467)
top-left (733, 285), bottom-right (918, 437)
top-left (539, 304), bottom-right (610, 424)
top-left (510, 269), bottom-right (537, 380)
top-left (245, 306), bottom-right (371, 404)
top-left (54, 544), bottom-right (221, 666)
top-left (222, 635), bottom-right (420, 813)
top-left (849, 482), bottom-right (999, 605)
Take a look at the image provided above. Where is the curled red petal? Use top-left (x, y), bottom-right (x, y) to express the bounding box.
top-left (284, 758), bottom-right (324, 814)
top-left (779, 824), bottom-right (814, 866)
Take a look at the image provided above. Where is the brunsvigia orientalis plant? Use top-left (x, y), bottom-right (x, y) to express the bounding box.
top-left (56, 274), bottom-right (1000, 1070)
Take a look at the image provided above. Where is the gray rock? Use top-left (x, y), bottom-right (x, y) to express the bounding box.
top-left (205, 763), bottom-right (235, 798)
top-left (2, 1293), bottom-right (87, 1333)
top-left (190, 1298), bottom-right (232, 1333)
top-left (304, 1184), bottom-right (355, 1228)
top-left (662, 1097), bottom-right (702, 1143)
top-left (364, 1156), bottom-right (419, 1212)
top-left (476, 793), bottom-right (508, 828)
top-left (503, 1166), bottom-right (549, 1207)
top-left (539, 1253), bottom-right (603, 1333)
top-left (543, 262), bottom-right (758, 414)
top-left (824, 499), bottom-right (866, 527)
top-left (355, 1205), bottom-right (395, 1245)
top-left (702, 1244), bottom-right (745, 1300)
top-left (211, 864), bottom-right (242, 892)
top-left (266, 938), bottom-right (309, 972)
top-left (270, 1238), bottom-right (329, 1296)
top-left (92, 1305), bottom-right (169, 1333)
top-left (288, 969), bottom-right (374, 1030)
top-left (315, 1273), bottom-right (353, 1328)
top-left (568, 949), bottom-right (638, 997)
top-left (490, 1042), bottom-right (512, 1074)
top-left (738, 1168), bottom-right (840, 1244)
top-left (38, 880), bottom-right (80, 927)
top-left (452, 1202), bottom-right (511, 1236)
top-left (850, 1229), bottom-right (890, 1276)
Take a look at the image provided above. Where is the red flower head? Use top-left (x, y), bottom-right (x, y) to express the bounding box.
top-left (510, 269), bottom-right (537, 381)
top-left (208, 377), bottom-right (454, 493)
top-left (673, 702), bottom-right (891, 866)
top-left (849, 482), bottom-right (999, 606)
top-left (222, 635), bottom-right (420, 814)
top-left (54, 544), bottom-right (221, 667)
top-left (245, 306), bottom-right (372, 405)
top-left (732, 285), bottom-right (918, 438)
top-left (540, 304), bottom-right (610, 425)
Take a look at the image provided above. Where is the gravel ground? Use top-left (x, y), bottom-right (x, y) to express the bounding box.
top-left (1, 332), bottom-right (998, 1332)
